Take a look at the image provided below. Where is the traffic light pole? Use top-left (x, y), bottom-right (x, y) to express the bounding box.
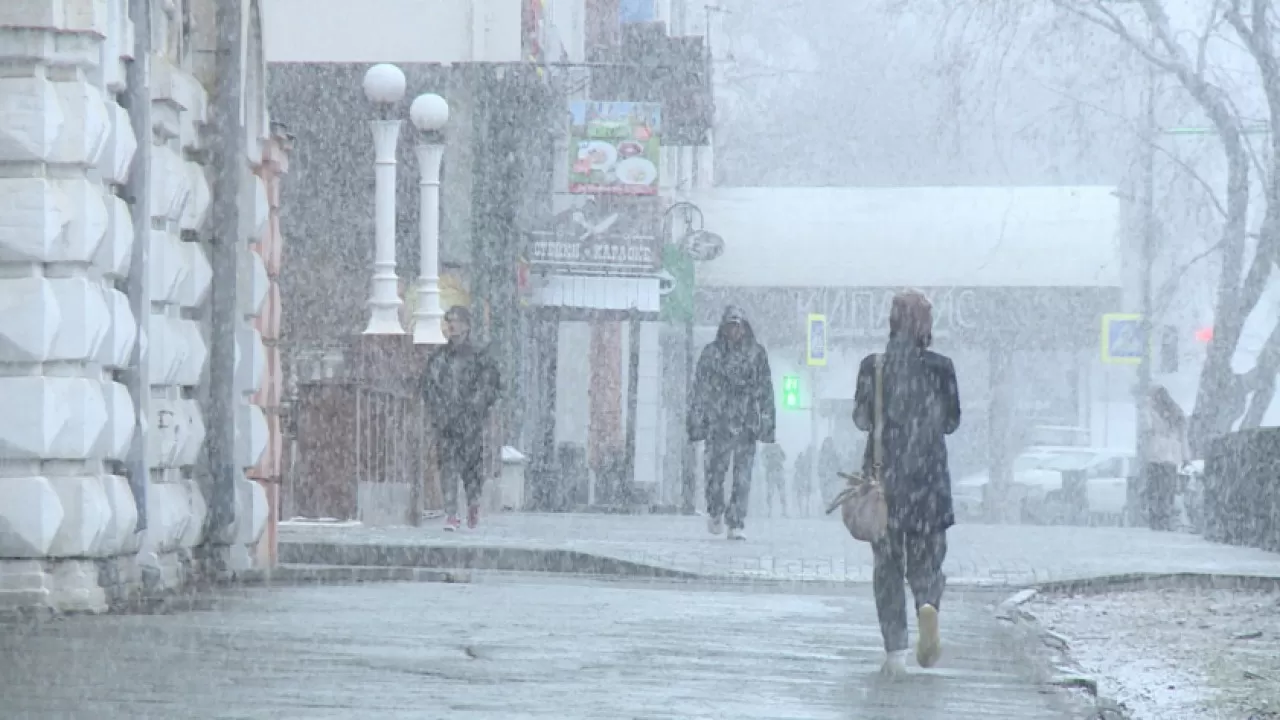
top-left (1135, 61), bottom-right (1157, 524)
top-left (809, 365), bottom-right (821, 502)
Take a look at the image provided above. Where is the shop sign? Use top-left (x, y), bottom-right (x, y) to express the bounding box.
top-left (528, 197), bottom-right (663, 275)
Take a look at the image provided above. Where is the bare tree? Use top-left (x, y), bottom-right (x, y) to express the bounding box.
top-left (918, 0), bottom-right (1280, 449)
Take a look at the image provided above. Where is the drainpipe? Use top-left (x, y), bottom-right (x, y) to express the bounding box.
top-left (206, 0), bottom-right (245, 539)
top-left (124, 0), bottom-right (152, 532)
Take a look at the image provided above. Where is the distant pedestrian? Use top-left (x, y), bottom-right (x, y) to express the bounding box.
top-left (763, 443), bottom-right (787, 517)
top-left (794, 447), bottom-right (813, 516)
top-left (1144, 385), bottom-right (1190, 532)
top-left (422, 306), bottom-right (502, 531)
top-left (688, 306), bottom-right (776, 541)
top-left (854, 291), bottom-right (961, 677)
top-left (818, 437), bottom-right (843, 507)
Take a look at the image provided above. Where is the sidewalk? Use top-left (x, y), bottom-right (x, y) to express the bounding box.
top-left (1031, 587), bottom-right (1280, 719)
top-left (279, 514), bottom-right (1280, 586)
top-left (0, 579), bottom-right (1077, 719)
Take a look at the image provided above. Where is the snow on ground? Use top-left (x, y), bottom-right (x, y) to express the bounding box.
top-left (1032, 588), bottom-right (1280, 719)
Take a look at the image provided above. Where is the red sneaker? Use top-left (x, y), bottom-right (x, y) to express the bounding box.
top-left (467, 504), bottom-right (480, 529)
top-left (443, 514), bottom-right (461, 532)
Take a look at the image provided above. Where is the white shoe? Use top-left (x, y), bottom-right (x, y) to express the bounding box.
top-left (916, 604), bottom-right (942, 668)
top-left (880, 650), bottom-right (908, 678)
top-left (727, 527), bottom-right (746, 541)
top-left (706, 515), bottom-right (724, 536)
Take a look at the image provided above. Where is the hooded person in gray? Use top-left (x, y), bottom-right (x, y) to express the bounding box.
top-left (422, 306), bottom-right (502, 530)
top-left (688, 306), bottom-right (776, 539)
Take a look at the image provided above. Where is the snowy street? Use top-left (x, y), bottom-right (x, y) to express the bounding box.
top-left (1032, 587), bottom-right (1280, 719)
top-left (1, 578), bottom-right (1080, 719)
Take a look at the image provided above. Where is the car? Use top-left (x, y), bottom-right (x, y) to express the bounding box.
top-left (953, 446), bottom-right (1136, 525)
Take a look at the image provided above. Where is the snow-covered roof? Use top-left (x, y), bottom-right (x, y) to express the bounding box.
top-left (687, 186), bottom-right (1122, 289)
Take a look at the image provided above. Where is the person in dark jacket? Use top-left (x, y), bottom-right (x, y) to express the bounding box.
top-left (689, 306), bottom-right (776, 540)
top-left (853, 290), bottom-right (961, 676)
top-left (422, 306), bottom-right (501, 531)
top-left (1143, 385), bottom-right (1190, 531)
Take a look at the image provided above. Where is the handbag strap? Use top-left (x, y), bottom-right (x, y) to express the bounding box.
top-left (872, 353), bottom-right (884, 472)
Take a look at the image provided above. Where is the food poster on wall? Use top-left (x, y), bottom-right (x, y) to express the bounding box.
top-left (568, 101), bottom-right (662, 196)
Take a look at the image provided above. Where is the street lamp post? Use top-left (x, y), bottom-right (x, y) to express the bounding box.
top-left (409, 93), bottom-right (450, 345)
top-left (362, 63), bottom-right (408, 335)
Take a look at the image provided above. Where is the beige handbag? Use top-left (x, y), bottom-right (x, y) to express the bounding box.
top-left (825, 354), bottom-right (889, 542)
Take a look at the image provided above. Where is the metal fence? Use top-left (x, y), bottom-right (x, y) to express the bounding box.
top-left (282, 340), bottom-right (441, 524)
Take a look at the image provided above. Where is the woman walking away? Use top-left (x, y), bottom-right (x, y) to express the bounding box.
top-left (854, 291), bottom-right (961, 677)
top-left (1145, 385), bottom-right (1190, 531)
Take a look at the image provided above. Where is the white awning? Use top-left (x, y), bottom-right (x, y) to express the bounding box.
top-left (687, 186), bottom-right (1122, 289)
top-left (530, 274), bottom-right (661, 312)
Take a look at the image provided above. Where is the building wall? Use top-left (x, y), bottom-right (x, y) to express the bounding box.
top-left (0, 0), bottom-right (272, 613)
top-left (263, 0), bottom-right (525, 64)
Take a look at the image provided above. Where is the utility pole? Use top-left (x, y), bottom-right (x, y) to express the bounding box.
top-left (1135, 59), bottom-right (1157, 521)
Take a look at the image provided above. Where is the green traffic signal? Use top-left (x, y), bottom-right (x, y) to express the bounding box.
top-left (782, 374), bottom-right (801, 410)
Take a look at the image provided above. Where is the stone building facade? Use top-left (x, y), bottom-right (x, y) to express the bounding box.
top-left (0, 0), bottom-right (276, 612)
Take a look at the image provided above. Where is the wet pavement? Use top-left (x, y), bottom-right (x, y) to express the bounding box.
top-left (1, 578), bottom-right (1079, 719)
top-left (280, 514), bottom-right (1280, 585)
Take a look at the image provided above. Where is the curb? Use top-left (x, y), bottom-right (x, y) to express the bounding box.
top-left (1007, 572), bottom-right (1280, 719)
top-left (0, 565), bottom-right (470, 625)
top-left (279, 541), bottom-right (704, 580)
top-left (225, 564), bottom-right (471, 587)
top-left (1030, 571), bottom-right (1280, 596)
top-left (996, 588), bottom-right (1131, 720)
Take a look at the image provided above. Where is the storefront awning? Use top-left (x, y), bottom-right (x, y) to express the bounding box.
top-left (530, 274), bottom-right (660, 313)
top-left (688, 185), bottom-right (1122, 289)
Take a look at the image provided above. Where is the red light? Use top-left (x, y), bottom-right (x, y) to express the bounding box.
top-left (1195, 327), bottom-right (1214, 343)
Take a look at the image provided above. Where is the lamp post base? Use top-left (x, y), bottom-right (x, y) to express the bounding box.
top-left (413, 280), bottom-right (446, 345)
top-left (363, 308), bottom-right (406, 335)
top-left (412, 312), bottom-right (446, 344)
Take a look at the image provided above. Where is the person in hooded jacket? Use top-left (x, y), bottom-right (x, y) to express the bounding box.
top-left (1143, 385), bottom-right (1190, 531)
top-left (422, 306), bottom-right (502, 531)
top-left (689, 306), bottom-right (776, 540)
top-left (853, 291), bottom-right (961, 676)
top-left (794, 446), bottom-right (814, 517)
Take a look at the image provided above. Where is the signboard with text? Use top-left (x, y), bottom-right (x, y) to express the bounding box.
top-left (528, 196), bottom-right (663, 275)
top-left (695, 286), bottom-right (1123, 351)
top-left (567, 101), bottom-right (662, 196)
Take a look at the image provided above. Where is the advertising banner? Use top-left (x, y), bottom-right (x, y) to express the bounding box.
top-left (568, 100), bottom-right (662, 196)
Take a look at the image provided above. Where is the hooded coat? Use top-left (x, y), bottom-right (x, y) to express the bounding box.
top-left (688, 307), bottom-right (776, 443)
top-left (422, 338), bottom-right (501, 438)
top-left (853, 335), bottom-right (961, 534)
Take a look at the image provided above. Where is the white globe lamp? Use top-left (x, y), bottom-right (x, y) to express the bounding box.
top-left (362, 63), bottom-right (407, 105)
top-left (410, 93), bottom-right (450, 132)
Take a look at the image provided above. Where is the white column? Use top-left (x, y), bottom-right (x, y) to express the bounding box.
top-left (413, 141), bottom-right (447, 344)
top-left (365, 119), bottom-right (405, 335)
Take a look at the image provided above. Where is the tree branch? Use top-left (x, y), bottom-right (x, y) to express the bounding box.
top-left (1153, 236), bottom-right (1230, 316)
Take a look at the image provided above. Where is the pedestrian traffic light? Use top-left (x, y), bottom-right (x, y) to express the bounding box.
top-left (782, 374), bottom-right (801, 410)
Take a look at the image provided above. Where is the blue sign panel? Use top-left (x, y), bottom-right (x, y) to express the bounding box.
top-left (807, 314), bottom-right (827, 367)
top-left (620, 0), bottom-right (656, 23)
top-left (1101, 313), bottom-right (1144, 364)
